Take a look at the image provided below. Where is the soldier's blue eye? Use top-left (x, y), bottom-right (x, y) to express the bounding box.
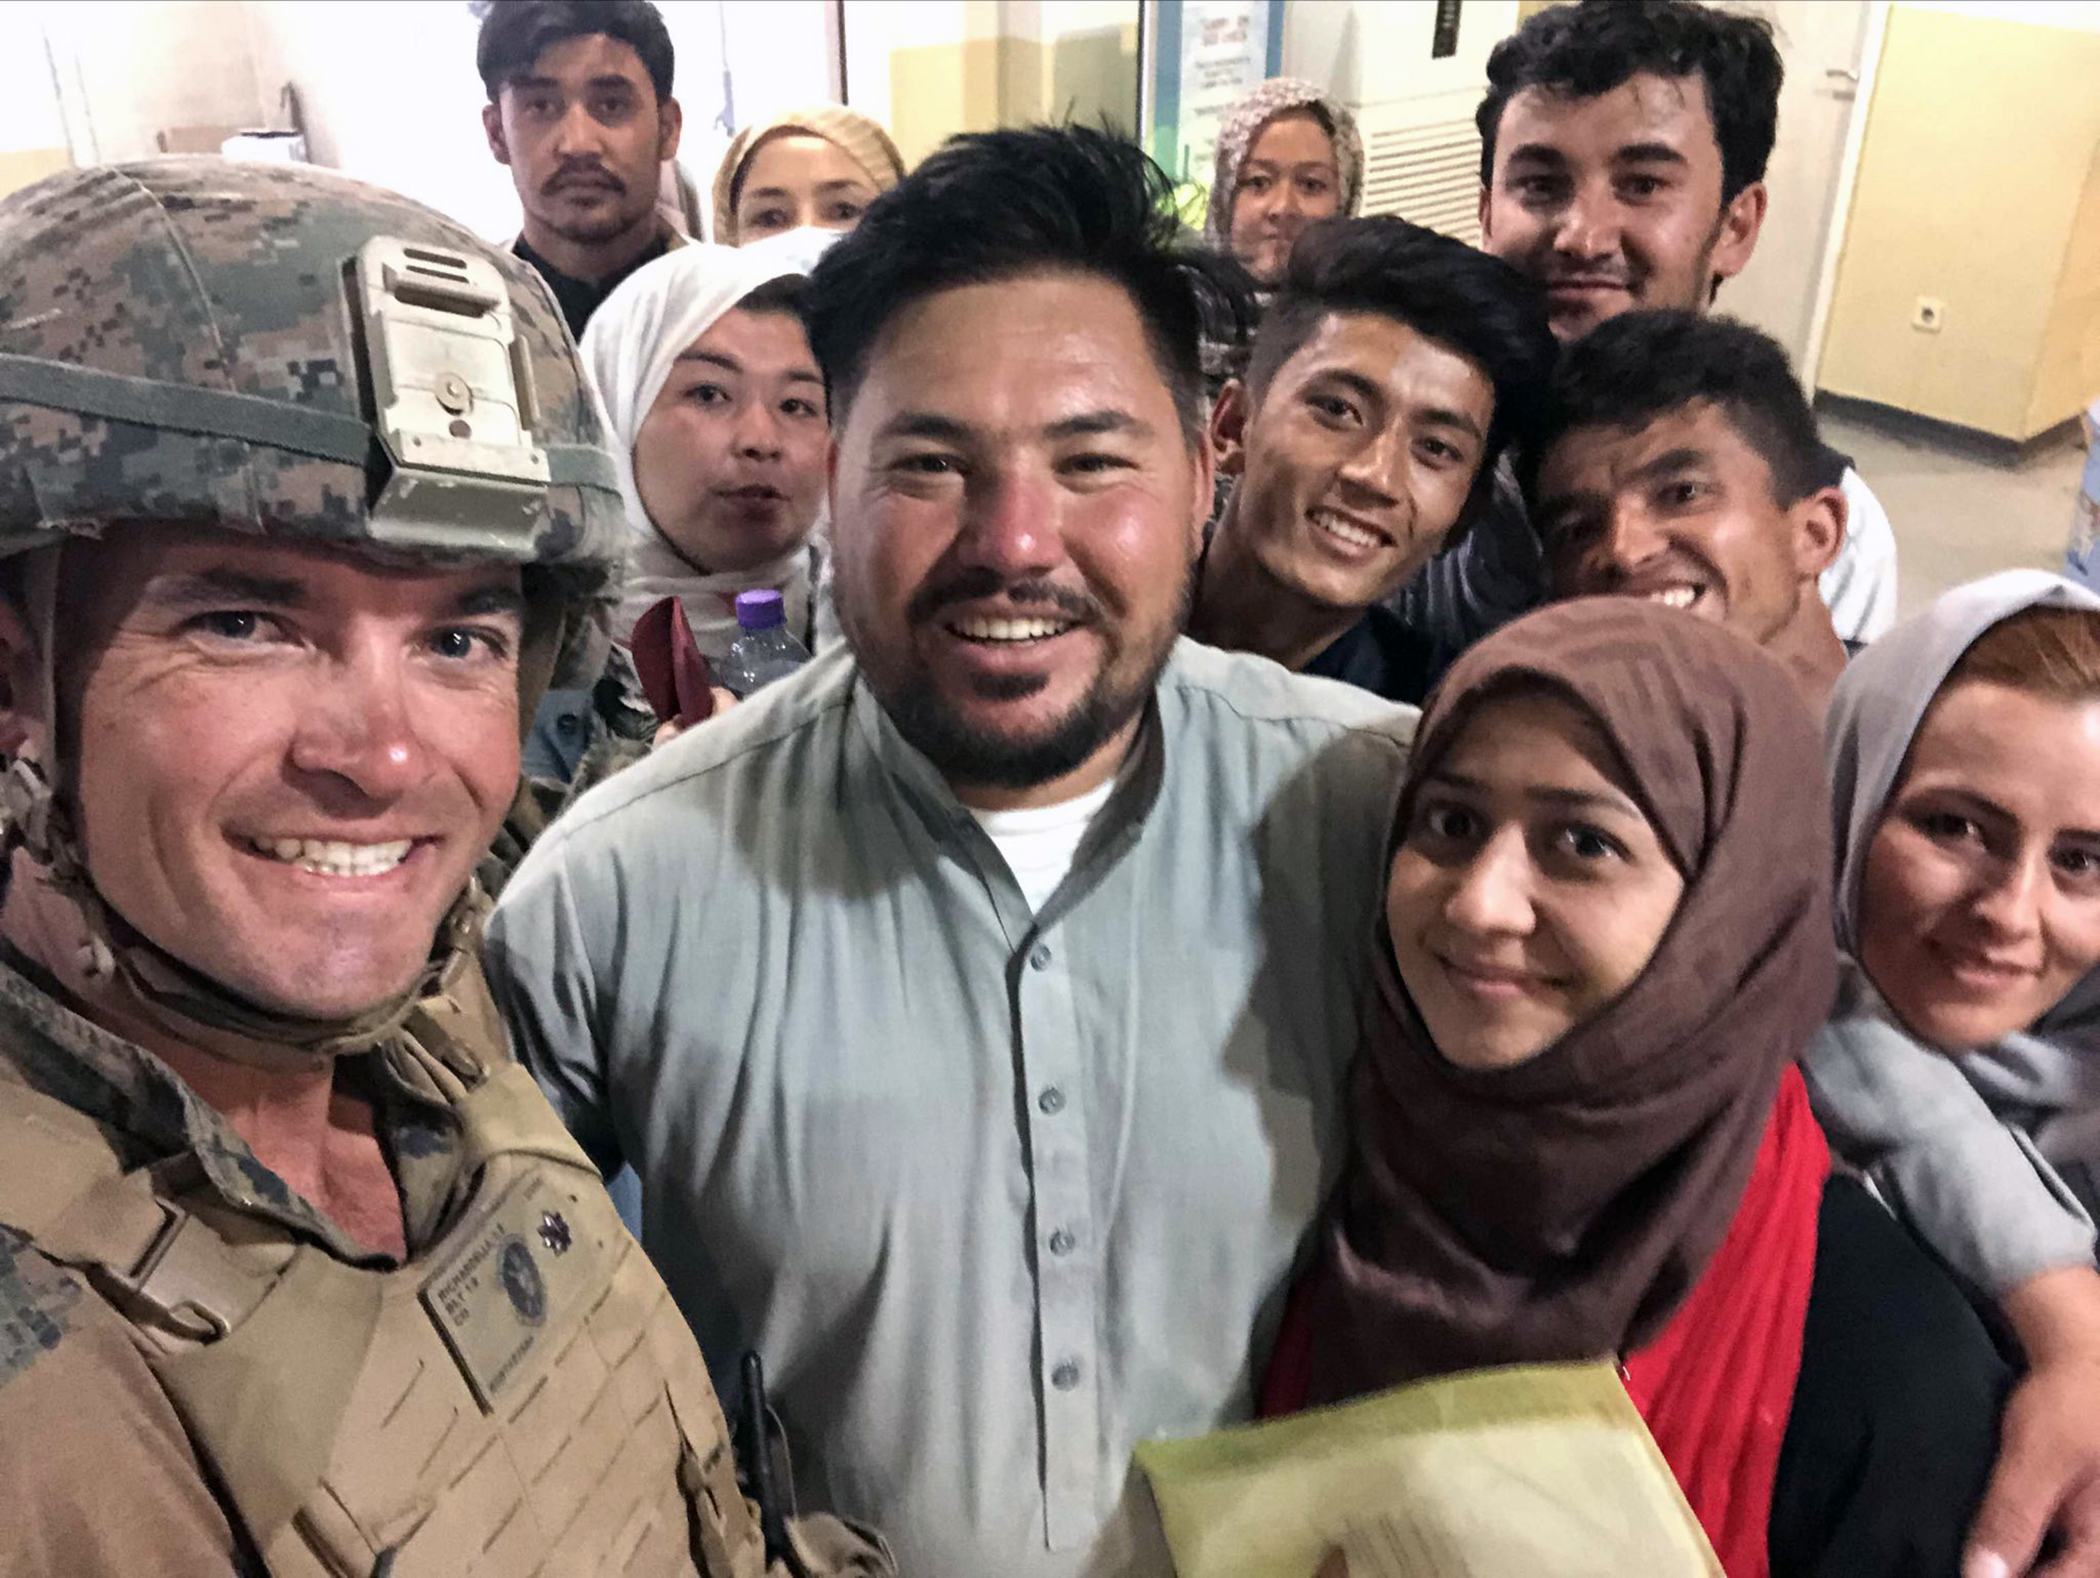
top-left (194, 611), bottom-right (261, 641)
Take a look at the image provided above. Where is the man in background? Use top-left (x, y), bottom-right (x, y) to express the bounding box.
top-left (1393, 0), bottom-right (1899, 658)
top-left (479, 0), bottom-right (685, 339)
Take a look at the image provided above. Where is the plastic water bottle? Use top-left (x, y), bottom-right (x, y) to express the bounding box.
top-left (720, 590), bottom-right (811, 697)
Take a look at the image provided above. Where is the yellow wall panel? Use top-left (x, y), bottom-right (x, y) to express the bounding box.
top-left (0, 147), bottom-right (70, 202)
top-left (1819, 5), bottom-right (2100, 439)
top-left (888, 38), bottom-right (1008, 166)
top-left (2028, 140), bottom-right (2100, 436)
top-left (1047, 23), bottom-right (1138, 133)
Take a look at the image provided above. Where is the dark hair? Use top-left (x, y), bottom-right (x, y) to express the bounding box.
top-left (736, 274), bottom-right (809, 325)
top-left (1476, 0), bottom-right (1782, 204)
top-left (476, 0), bottom-right (674, 104)
top-left (1247, 217), bottom-right (1557, 473)
top-left (1525, 309), bottom-right (1825, 506)
top-left (804, 124), bottom-right (1255, 444)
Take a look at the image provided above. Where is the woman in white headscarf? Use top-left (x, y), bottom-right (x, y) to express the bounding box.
top-left (581, 242), bottom-right (831, 659)
top-left (1807, 569), bottom-right (2100, 1578)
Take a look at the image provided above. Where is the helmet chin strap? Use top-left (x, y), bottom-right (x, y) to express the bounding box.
top-left (0, 545), bottom-right (481, 1076)
top-left (1, 751), bottom-right (482, 1075)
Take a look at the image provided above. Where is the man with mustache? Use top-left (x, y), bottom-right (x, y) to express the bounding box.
top-left (480, 0), bottom-right (686, 341)
top-left (487, 127), bottom-right (1414, 1578)
top-left (1393, 0), bottom-right (1899, 660)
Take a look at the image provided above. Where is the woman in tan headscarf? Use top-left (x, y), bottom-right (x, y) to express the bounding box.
top-left (711, 105), bottom-right (906, 246)
top-left (1205, 78), bottom-right (1363, 288)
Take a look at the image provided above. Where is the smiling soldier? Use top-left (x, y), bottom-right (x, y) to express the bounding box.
top-left (0, 159), bottom-right (886, 1578)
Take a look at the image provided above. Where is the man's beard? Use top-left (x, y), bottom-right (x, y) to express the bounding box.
top-left (537, 165), bottom-right (649, 250)
top-left (544, 201), bottom-right (649, 249)
top-left (846, 565), bottom-right (1195, 791)
top-left (1637, 210), bottom-right (1727, 315)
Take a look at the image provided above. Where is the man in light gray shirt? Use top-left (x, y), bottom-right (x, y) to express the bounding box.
top-left (486, 126), bottom-right (1413, 1578)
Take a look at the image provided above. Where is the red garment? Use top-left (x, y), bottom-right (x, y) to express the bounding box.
top-left (1621, 1065), bottom-right (1829, 1578)
top-left (1258, 1267), bottom-right (1317, 1420)
top-left (1258, 1068), bottom-right (1829, 1578)
top-left (628, 594), bottom-right (719, 728)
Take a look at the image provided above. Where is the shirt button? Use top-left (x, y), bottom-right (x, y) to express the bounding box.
top-left (556, 711), bottom-right (582, 737)
top-left (1037, 1086), bottom-right (1066, 1116)
top-left (1048, 1228), bottom-right (1076, 1256)
top-left (1028, 943), bottom-right (1053, 970)
top-left (1050, 1359), bottom-right (1082, 1391)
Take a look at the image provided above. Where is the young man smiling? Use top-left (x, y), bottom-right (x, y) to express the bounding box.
top-left (479, 0), bottom-right (686, 340)
top-left (1526, 310), bottom-right (1851, 714)
top-left (1393, 0), bottom-right (1899, 660)
top-left (1191, 217), bottom-right (1554, 703)
top-left (1528, 326), bottom-right (2100, 1578)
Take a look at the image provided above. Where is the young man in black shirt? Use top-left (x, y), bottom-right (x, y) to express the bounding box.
top-left (1190, 217), bottom-right (1553, 704)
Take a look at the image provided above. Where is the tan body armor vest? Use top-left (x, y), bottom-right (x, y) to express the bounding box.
top-left (0, 1053), bottom-right (879, 1577)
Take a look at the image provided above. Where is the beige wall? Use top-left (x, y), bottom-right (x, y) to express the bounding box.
top-left (880, 5), bottom-right (1137, 167)
top-left (2030, 138), bottom-right (2100, 436)
top-left (1818, 3), bottom-right (2100, 440)
top-left (889, 36), bottom-right (1007, 164)
top-left (43, 0), bottom-right (267, 164)
top-left (0, 6), bottom-right (70, 199)
top-left (0, 147), bottom-right (71, 201)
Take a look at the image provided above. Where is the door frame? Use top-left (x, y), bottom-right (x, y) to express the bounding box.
top-left (1801, 0), bottom-right (1892, 390)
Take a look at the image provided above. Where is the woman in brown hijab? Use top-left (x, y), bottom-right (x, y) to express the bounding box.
top-left (1261, 598), bottom-right (2008, 1577)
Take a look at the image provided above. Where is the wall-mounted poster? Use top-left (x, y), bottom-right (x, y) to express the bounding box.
top-left (1142, 0), bottom-right (1287, 224)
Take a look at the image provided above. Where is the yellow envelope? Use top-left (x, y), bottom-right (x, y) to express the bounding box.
top-left (1135, 1361), bottom-right (1721, 1578)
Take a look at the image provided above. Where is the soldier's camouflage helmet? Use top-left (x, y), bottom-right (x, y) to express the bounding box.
top-left (0, 158), bottom-right (624, 687)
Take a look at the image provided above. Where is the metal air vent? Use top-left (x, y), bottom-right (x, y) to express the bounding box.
top-left (1358, 113), bottom-right (1483, 247)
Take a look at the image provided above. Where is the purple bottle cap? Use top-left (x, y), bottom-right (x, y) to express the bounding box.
top-left (735, 589), bottom-right (786, 631)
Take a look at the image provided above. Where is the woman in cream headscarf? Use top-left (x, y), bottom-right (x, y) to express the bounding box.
top-left (1809, 570), bottom-right (2100, 1284)
top-left (581, 242), bottom-right (830, 659)
top-left (1205, 78), bottom-right (1363, 289)
top-left (711, 104), bottom-right (906, 246)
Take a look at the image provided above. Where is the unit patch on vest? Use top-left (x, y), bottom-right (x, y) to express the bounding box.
top-left (420, 1171), bottom-right (607, 1410)
top-left (497, 1237), bottom-right (547, 1325)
